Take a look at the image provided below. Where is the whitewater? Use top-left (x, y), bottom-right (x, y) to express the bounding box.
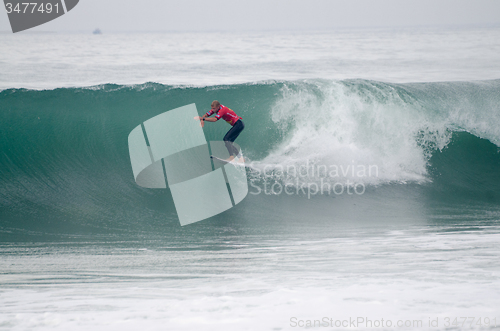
top-left (1, 26), bottom-right (500, 330)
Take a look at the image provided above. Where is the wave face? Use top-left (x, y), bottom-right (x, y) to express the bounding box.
top-left (1, 80), bottom-right (500, 235)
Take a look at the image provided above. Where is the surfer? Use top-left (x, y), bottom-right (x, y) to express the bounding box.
top-left (195, 101), bottom-right (245, 162)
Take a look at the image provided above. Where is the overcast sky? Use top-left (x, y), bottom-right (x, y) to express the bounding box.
top-left (2, 0), bottom-right (500, 33)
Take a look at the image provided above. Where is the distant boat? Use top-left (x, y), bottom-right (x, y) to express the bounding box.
top-left (92, 28), bottom-right (102, 35)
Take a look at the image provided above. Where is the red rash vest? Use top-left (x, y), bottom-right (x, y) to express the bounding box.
top-left (206, 105), bottom-right (242, 126)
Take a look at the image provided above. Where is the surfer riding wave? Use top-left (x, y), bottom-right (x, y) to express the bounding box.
top-left (195, 100), bottom-right (245, 162)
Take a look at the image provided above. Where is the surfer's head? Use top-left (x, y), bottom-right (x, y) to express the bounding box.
top-left (211, 100), bottom-right (221, 112)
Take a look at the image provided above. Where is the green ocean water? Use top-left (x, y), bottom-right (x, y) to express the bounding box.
top-left (0, 79), bottom-right (500, 240)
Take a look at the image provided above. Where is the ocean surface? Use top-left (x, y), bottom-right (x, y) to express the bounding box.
top-left (1, 27), bottom-right (500, 330)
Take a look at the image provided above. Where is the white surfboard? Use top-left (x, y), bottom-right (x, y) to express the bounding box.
top-left (210, 155), bottom-right (247, 167)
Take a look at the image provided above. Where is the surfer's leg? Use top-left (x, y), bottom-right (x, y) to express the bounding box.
top-left (223, 120), bottom-right (244, 156)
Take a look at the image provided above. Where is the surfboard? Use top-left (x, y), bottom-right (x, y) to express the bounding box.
top-left (210, 155), bottom-right (247, 167)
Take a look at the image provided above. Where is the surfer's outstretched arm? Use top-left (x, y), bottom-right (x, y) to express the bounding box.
top-left (194, 116), bottom-right (217, 127)
top-left (193, 116), bottom-right (204, 127)
top-left (195, 104), bottom-right (219, 126)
